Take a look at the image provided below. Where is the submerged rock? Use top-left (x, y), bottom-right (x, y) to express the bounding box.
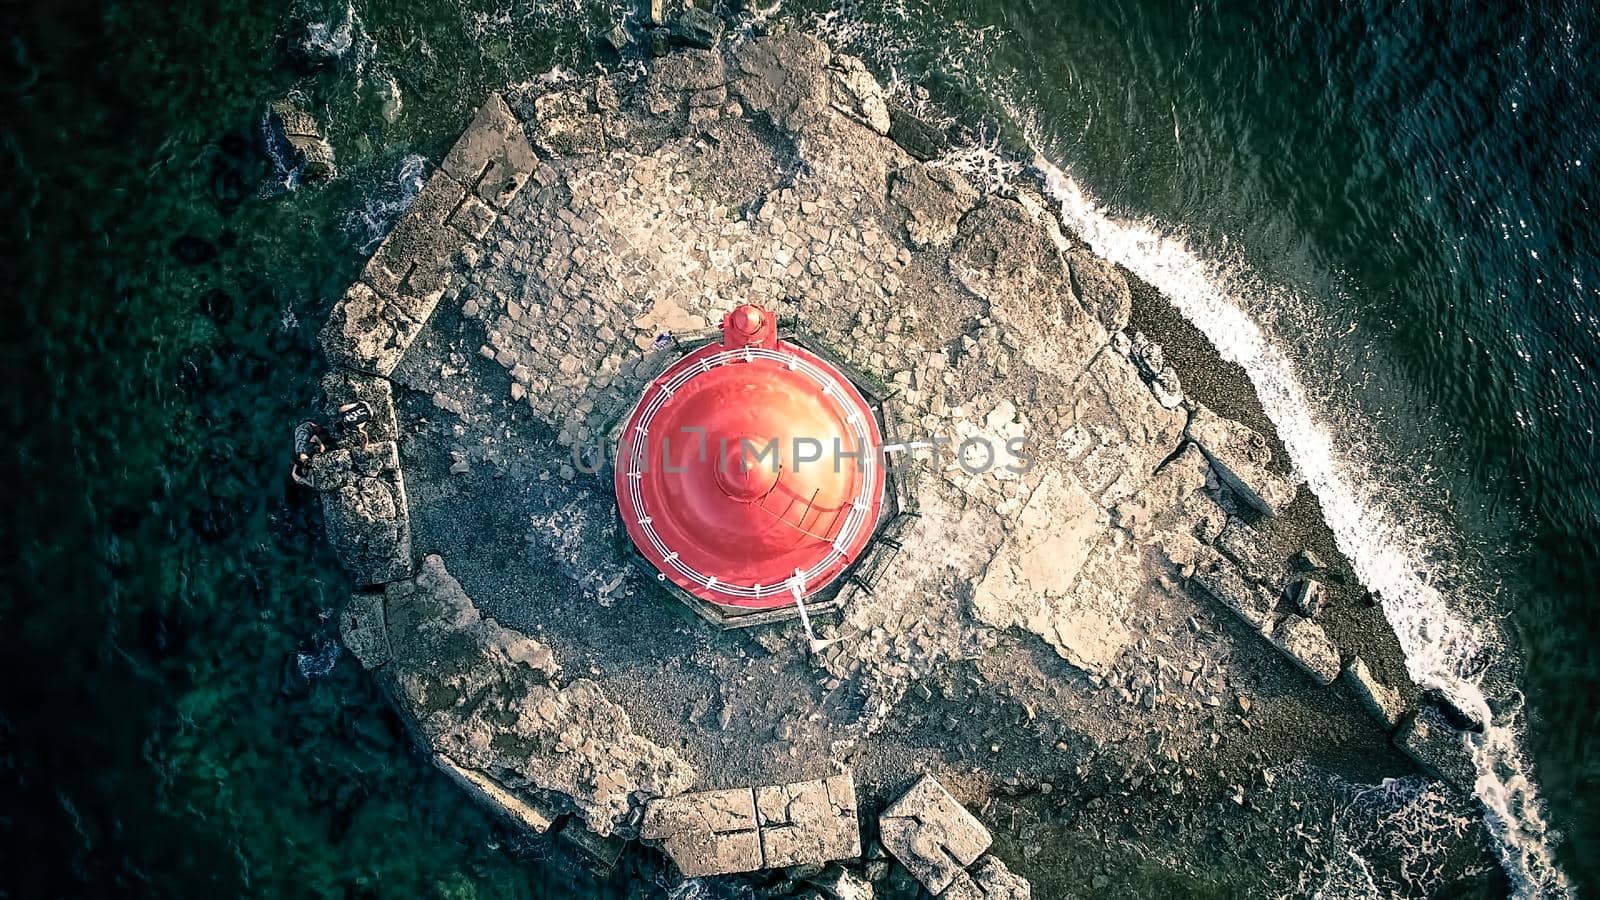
top-left (265, 99), bottom-right (336, 181)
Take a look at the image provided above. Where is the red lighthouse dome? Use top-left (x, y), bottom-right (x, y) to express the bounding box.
top-left (615, 305), bottom-right (886, 611)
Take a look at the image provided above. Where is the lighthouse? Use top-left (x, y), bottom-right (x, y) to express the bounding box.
top-left (614, 304), bottom-right (890, 627)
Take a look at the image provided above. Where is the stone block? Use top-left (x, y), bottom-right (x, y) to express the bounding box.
top-left (338, 591), bottom-right (390, 669)
top-left (1344, 656), bottom-right (1405, 730)
top-left (449, 194), bottom-right (499, 240)
top-left (1215, 520), bottom-right (1271, 583)
top-left (641, 787), bottom-right (763, 877)
top-left (944, 855), bottom-right (1032, 900)
top-left (1395, 702), bottom-right (1479, 791)
top-left (311, 441), bottom-right (412, 585)
top-left (879, 775), bottom-right (991, 895)
top-left (435, 754), bottom-right (558, 834)
top-left (319, 281), bottom-right (423, 376)
top-left (363, 172), bottom-right (469, 319)
top-left (1192, 549), bottom-right (1276, 636)
top-left (266, 99), bottom-right (336, 181)
top-left (1269, 614), bottom-right (1340, 685)
top-left (1187, 405), bottom-right (1297, 516)
top-left (756, 772), bottom-right (861, 868)
top-left (441, 92), bottom-right (538, 210)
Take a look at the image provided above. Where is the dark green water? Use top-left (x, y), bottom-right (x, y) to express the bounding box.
top-left (6, 0), bottom-right (1597, 895)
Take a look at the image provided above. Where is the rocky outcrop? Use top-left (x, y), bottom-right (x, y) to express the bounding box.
top-left (303, 26), bottom-right (1448, 893)
top-left (1186, 404), bottom-right (1297, 516)
top-left (890, 164), bottom-right (979, 250)
top-left (320, 369), bottom-right (399, 444)
top-left (338, 591), bottom-right (390, 669)
top-left (1067, 250), bottom-right (1132, 335)
top-left (377, 556), bottom-right (697, 836)
top-left (1192, 547), bottom-right (1277, 635)
top-left (311, 441), bottom-right (412, 585)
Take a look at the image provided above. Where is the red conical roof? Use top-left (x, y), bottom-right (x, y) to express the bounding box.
top-left (615, 305), bottom-right (885, 609)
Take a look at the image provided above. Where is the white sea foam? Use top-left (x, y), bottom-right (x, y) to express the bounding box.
top-left (347, 153), bottom-right (429, 252)
top-left (1021, 146), bottom-right (1571, 898)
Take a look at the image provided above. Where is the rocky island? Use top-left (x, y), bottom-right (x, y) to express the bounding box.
top-left (300, 13), bottom-right (1502, 897)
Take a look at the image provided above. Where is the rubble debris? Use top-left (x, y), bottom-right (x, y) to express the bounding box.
top-left (1291, 548), bottom-right (1326, 572)
top-left (944, 854), bottom-right (1032, 900)
top-left (1214, 520), bottom-right (1272, 583)
top-left (879, 775), bottom-right (991, 895)
top-left (1287, 576), bottom-right (1326, 619)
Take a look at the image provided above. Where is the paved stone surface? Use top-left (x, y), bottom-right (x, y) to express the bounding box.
top-left (880, 775), bottom-right (991, 895)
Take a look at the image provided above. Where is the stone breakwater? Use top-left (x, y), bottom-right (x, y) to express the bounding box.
top-left (305, 21), bottom-right (1500, 897)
